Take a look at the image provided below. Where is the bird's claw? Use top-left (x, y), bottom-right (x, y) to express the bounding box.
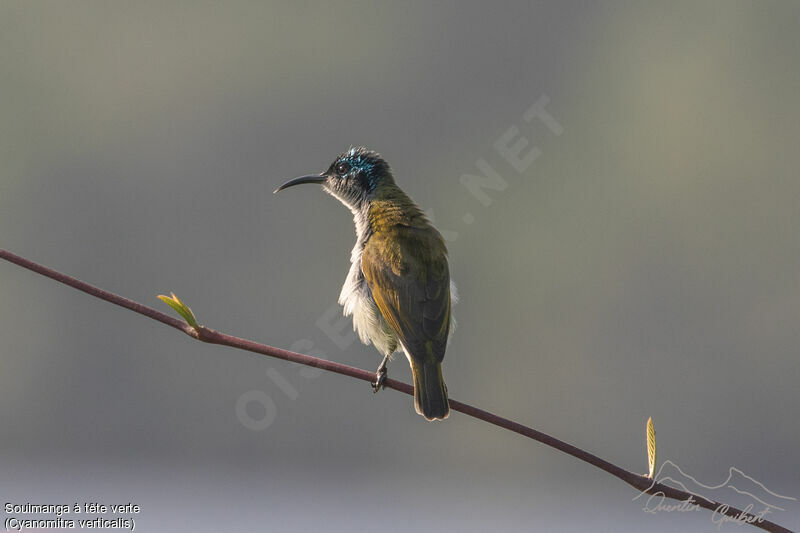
top-left (372, 367), bottom-right (387, 393)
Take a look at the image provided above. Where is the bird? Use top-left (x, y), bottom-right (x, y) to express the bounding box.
top-left (274, 147), bottom-right (454, 420)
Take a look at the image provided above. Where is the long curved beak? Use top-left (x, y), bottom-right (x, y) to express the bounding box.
top-left (273, 174), bottom-right (326, 194)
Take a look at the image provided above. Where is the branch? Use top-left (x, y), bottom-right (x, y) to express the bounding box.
top-left (0, 248), bottom-right (792, 533)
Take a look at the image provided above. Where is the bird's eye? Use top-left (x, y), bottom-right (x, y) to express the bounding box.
top-left (335, 161), bottom-right (351, 175)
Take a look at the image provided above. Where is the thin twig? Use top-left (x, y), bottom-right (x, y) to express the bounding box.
top-left (0, 248), bottom-right (793, 533)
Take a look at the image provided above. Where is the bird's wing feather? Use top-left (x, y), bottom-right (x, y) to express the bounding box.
top-left (361, 225), bottom-right (450, 364)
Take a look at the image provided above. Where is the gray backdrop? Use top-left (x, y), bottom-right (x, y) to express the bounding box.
top-left (1, 2), bottom-right (798, 532)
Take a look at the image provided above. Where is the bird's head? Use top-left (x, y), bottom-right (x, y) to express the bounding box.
top-left (274, 147), bottom-right (394, 210)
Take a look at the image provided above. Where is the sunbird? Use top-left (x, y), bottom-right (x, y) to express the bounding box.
top-left (275, 147), bottom-right (455, 420)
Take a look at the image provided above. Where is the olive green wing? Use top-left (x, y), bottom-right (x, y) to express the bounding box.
top-left (361, 226), bottom-right (451, 364)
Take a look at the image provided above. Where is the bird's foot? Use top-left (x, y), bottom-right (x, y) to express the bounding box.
top-left (372, 365), bottom-right (387, 393)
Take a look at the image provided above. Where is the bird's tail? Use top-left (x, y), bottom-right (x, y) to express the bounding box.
top-left (410, 360), bottom-right (450, 421)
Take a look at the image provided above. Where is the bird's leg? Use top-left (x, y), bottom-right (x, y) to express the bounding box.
top-left (372, 353), bottom-right (391, 393)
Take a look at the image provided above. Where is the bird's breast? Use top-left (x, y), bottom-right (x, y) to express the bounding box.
top-left (338, 239), bottom-right (398, 356)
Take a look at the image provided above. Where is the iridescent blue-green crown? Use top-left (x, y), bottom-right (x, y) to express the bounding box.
top-left (330, 146), bottom-right (393, 191)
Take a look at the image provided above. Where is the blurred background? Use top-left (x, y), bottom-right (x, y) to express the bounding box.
top-left (1, 2), bottom-right (798, 531)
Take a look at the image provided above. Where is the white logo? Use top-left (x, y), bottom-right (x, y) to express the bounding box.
top-left (633, 460), bottom-right (797, 528)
